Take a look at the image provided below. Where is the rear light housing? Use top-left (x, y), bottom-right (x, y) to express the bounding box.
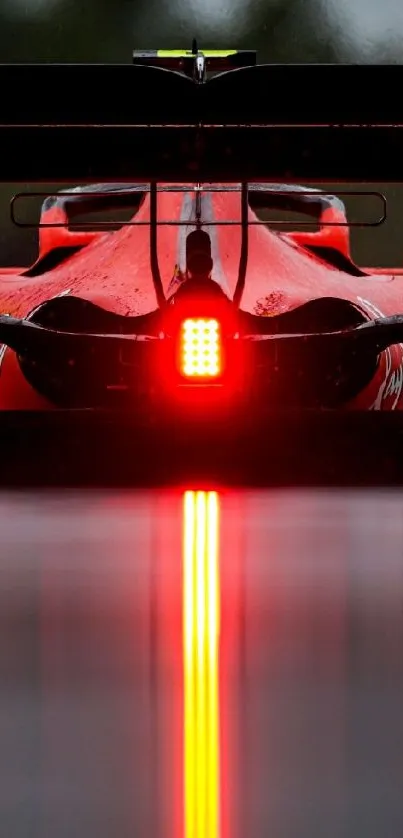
top-left (179, 318), bottom-right (222, 380)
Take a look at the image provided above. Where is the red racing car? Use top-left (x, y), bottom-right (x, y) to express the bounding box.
top-left (0, 49), bottom-right (403, 483)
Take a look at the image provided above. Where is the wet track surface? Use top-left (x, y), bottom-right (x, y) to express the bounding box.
top-left (1, 489), bottom-right (403, 838)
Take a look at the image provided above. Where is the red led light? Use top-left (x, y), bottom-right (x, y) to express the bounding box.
top-left (180, 318), bottom-right (221, 379)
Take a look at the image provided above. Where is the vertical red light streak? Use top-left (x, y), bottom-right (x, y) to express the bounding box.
top-left (183, 490), bottom-right (220, 838)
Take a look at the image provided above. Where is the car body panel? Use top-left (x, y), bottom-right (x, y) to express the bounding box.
top-left (1, 184), bottom-right (403, 411)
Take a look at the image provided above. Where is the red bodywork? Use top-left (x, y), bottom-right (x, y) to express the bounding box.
top-left (1, 184), bottom-right (403, 411)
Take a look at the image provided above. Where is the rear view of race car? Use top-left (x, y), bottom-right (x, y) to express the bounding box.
top-left (1, 48), bottom-right (403, 483)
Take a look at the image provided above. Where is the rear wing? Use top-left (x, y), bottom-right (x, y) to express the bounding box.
top-left (132, 48), bottom-right (257, 76)
top-left (0, 62), bottom-right (402, 180)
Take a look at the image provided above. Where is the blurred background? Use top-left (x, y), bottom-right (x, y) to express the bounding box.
top-left (0, 0), bottom-right (402, 64)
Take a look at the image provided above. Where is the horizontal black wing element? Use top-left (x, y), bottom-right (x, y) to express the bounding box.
top-left (0, 64), bottom-right (403, 126)
top-left (0, 64), bottom-right (403, 179)
top-left (2, 314), bottom-right (403, 359)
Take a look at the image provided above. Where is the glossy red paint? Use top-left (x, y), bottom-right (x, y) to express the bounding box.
top-left (1, 184), bottom-right (403, 411)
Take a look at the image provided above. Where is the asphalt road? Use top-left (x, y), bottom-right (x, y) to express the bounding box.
top-left (1, 488), bottom-right (402, 838)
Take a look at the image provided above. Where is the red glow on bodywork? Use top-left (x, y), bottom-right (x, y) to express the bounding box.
top-left (155, 304), bottom-right (245, 416)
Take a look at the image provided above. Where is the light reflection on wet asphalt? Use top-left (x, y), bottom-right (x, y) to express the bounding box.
top-left (0, 488), bottom-right (403, 838)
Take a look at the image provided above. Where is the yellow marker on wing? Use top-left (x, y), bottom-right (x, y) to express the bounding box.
top-left (156, 50), bottom-right (237, 58)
